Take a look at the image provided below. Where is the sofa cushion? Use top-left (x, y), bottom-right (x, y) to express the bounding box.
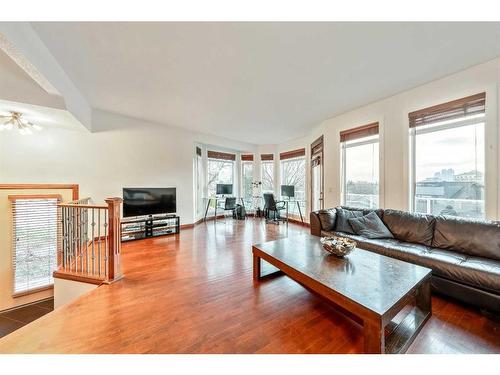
top-left (316, 208), bottom-right (337, 231)
top-left (341, 206), bottom-right (384, 219)
top-left (334, 234), bottom-right (500, 293)
top-left (382, 209), bottom-right (436, 246)
top-left (334, 208), bottom-right (364, 234)
top-left (432, 216), bottom-right (500, 261)
top-left (348, 212), bottom-right (394, 239)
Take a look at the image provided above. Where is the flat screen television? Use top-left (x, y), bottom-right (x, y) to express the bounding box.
top-left (216, 184), bottom-right (233, 195)
top-left (281, 185), bottom-right (295, 198)
top-left (123, 188), bottom-right (176, 217)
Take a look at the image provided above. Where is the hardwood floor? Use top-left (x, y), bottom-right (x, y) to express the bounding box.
top-left (0, 219), bottom-right (498, 353)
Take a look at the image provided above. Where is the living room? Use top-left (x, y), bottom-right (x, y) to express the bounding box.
top-left (0, 2), bottom-right (499, 373)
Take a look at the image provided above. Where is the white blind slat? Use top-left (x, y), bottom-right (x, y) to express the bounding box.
top-left (11, 197), bottom-right (60, 296)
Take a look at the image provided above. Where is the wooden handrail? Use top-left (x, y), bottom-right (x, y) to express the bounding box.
top-left (58, 203), bottom-right (108, 209)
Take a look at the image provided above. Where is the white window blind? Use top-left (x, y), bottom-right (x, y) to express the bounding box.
top-left (10, 195), bottom-right (61, 296)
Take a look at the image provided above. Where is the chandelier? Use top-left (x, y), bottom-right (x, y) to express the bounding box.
top-left (0, 112), bottom-right (42, 135)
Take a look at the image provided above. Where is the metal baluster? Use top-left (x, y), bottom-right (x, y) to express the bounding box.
top-left (71, 207), bottom-right (75, 272)
top-left (104, 209), bottom-right (108, 279)
top-left (79, 207), bottom-right (83, 273)
top-left (98, 210), bottom-right (101, 277)
top-left (91, 208), bottom-right (95, 276)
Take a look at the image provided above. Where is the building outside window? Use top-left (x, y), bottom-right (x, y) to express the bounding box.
top-left (340, 123), bottom-right (379, 209)
top-left (410, 93), bottom-right (485, 219)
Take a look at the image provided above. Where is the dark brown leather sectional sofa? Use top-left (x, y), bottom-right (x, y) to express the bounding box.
top-left (310, 206), bottom-right (500, 313)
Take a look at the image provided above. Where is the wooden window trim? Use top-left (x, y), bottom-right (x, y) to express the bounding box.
top-left (340, 122), bottom-right (379, 143)
top-left (207, 151), bottom-right (236, 161)
top-left (311, 135), bottom-right (324, 156)
top-left (8, 194), bottom-right (63, 201)
top-left (260, 154), bottom-right (274, 161)
top-left (0, 184), bottom-right (79, 200)
top-left (12, 285), bottom-right (54, 299)
top-left (409, 92), bottom-right (486, 128)
top-left (280, 148), bottom-right (306, 160)
top-left (241, 154), bottom-right (254, 161)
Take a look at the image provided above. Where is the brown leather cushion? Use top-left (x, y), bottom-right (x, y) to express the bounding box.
top-left (432, 216), bottom-right (500, 261)
top-left (337, 234), bottom-right (500, 293)
top-left (382, 209), bottom-right (435, 246)
top-left (316, 209), bottom-right (336, 231)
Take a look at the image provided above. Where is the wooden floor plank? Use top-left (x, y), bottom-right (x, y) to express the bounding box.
top-left (0, 219), bottom-right (498, 353)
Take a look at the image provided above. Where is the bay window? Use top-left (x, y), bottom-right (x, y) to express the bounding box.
top-left (207, 151), bottom-right (235, 197)
top-left (260, 154), bottom-right (274, 194)
top-left (280, 148), bottom-right (306, 216)
top-left (410, 93), bottom-right (485, 218)
top-left (341, 123), bottom-right (379, 209)
top-left (241, 154), bottom-right (254, 209)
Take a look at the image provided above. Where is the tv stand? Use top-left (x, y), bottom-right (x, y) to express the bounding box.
top-left (121, 214), bottom-right (180, 242)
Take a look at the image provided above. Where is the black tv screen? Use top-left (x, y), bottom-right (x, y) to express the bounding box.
top-left (281, 185), bottom-right (295, 198)
top-left (123, 188), bottom-right (176, 217)
top-left (216, 184), bottom-right (233, 195)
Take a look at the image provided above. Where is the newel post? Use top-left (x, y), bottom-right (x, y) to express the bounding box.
top-left (105, 197), bottom-right (123, 282)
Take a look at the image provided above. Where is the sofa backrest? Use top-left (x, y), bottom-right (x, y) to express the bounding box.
top-left (340, 206), bottom-right (384, 219)
top-left (381, 209), bottom-right (436, 246)
top-left (432, 216), bottom-right (500, 261)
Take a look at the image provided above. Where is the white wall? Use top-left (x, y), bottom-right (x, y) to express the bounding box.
top-left (1, 57), bottom-right (499, 225)
top-left (54, 278), bottom-right (98, 309)
top-left (308, 57), bottom-right (500, 220)
top-left (0, 109), bottom-right (256, 225)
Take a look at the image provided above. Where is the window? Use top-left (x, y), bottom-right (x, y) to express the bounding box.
top-left (10, 195), bottom-right (60, 296)
top-left (260, 154), bottom-right (274, 193)
top-left (280, 148), bottom-right (306, 215)
top-left (341, 123), bottom-right (379, 209)
top-left (207, 151), bottom-right (235, 197)
top-left (241, 155), bottom-right (254, 209)
top-left (410, 93), bottom-right (485, 219)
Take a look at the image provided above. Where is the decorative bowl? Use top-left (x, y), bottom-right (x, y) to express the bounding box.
top-left (320, 236), bottom-right (356, 257)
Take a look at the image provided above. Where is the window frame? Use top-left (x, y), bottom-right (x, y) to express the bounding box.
top-left (409, 114), bottom-right (486, 217)
top-left (341, 134), bottom-right (380, 209)
top-left (260, 159), bottom-right (275, 194)
top-left (9, 194), bottom-right (61, 297)
top-left (206, 155), bottom-right (236, 198)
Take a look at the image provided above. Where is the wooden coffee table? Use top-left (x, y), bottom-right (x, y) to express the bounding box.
top-left (252, 234), bottom-right (432, 354)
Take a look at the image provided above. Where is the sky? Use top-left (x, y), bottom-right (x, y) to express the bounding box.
top-left (346, 121), bottom-right (484, 184)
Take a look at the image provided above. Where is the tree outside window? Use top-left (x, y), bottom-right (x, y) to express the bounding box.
top-left (281, 157), bottom-right (306, 215)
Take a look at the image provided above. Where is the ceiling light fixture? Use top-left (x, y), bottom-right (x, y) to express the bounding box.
top-left (0, 112), bottom-right (42, 135)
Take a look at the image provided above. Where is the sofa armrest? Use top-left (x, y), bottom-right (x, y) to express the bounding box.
top-left (310, 211), bottom-right (322, 236)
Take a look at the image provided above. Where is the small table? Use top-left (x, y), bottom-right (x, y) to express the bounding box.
top-left (252, 235), bottom-right (432, 354)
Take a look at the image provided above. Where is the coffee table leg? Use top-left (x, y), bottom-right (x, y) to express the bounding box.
top-left (253, 254), bottom-right (261, 280)
top-left (364, 319), bottom-right (384, 354)
top-left (416, 277), bottom-right (432, 315)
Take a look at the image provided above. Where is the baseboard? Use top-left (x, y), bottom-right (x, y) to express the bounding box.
top-left (182, 215), bottom-right (310, 229)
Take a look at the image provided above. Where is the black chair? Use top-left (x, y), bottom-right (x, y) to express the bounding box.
top-left (263, 193), bottom-right (286, 224)
top-left (221, 197), bottom-right (237, 220)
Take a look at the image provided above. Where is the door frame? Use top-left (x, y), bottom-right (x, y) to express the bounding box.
top-left (310, 135), bottom-right (324, 211)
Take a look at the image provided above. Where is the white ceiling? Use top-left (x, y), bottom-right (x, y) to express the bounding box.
top-left (30, 22), bottom-right (500, 144)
